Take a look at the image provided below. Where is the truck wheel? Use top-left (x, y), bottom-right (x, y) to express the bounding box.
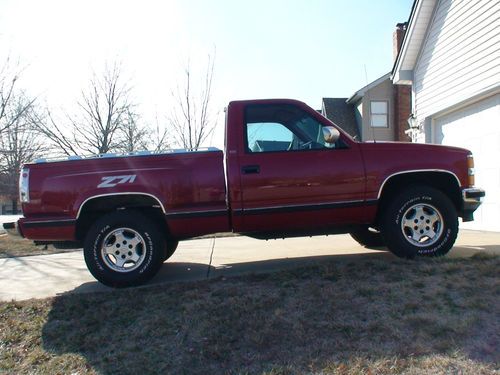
top-left (164, 240), bottom-right (179, 261)
top-left (381, 186), bottom-right (458, 258)
top-left (350, 226), bottom-right (386, 248)
top-left (83, 211), bottom-right (165, 287)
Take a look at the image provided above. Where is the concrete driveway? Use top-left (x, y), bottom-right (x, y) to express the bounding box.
top-left (1, 229), bottom-right (499, 301)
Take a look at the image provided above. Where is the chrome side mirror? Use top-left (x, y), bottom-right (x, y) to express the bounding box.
top-left (322, 126), bottom-right (340, 144)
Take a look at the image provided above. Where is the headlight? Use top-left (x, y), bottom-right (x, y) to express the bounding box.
top-left (467, 154), bottom-right (475, 187)
top-left (19, 167), bottom-right (30, 203)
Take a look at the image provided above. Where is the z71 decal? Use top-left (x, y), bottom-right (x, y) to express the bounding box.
top-left (97, 174), bottom-right (137, 188)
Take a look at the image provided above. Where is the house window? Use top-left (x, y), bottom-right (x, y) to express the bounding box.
top-left (370, 101), bottom-right (388, 127)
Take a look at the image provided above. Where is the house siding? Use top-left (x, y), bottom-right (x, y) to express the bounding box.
top-left (414, 0), bottom-right (500, 123)
top-left (361, 78), bottom-right (395, 141)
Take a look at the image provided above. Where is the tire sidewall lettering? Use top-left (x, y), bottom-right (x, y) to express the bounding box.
top-left (92, 225), bottom-right (111, 272)
top-left (137, 231), bottom-right (154, 274)
top-left (419, 228), bottom-right (450, 254)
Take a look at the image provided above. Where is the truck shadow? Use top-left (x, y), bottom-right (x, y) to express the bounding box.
top-left (68, 241), bottom-right (500, 297)
top-left (69, 250), bottom-right (392, 296)
top-left (41, 247), bottom-right (499, 374)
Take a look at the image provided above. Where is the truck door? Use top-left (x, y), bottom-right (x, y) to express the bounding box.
top-left (236, 102), bottom-right (366, 233)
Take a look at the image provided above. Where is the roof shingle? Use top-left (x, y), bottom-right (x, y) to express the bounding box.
top-left (322, 98), bottom-right (360, 139)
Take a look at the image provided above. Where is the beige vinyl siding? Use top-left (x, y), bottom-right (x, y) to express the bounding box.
top-left (414, 0), bottom-right (500, 121)
top-left (360, 78), bottom-right (394, 141)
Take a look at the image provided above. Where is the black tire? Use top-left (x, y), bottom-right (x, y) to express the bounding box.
top-left (83, 211), bottom-right (165, 287)
top-left (381, 186), bottom-right (458, 258)
top-left (350, 226), bottom-right (386, 248)
top-left (163, 240), bottom-right (179, 261)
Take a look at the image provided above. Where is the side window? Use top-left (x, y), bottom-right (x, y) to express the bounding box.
top-left (245, 104), bottom-right (336, 153)
top-left (247, 122), bottom-right (293, 152)
top-left (370, 101), bottom-right (388, 127)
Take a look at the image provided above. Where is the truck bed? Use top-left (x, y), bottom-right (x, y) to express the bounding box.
top-left (19, 148), bottom-right (230, 240)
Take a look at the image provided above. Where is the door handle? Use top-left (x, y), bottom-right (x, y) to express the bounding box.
top-left (242, 165), bottom-right (260, 174)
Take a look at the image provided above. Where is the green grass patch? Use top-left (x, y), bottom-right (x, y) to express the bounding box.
top-left (1, 256), bottom-right (499, 374)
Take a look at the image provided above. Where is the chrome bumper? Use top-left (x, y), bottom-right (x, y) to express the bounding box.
top-left (2, 222), bottom-right (22, 238)
top-left (462, 188), bottom-right (485, 222)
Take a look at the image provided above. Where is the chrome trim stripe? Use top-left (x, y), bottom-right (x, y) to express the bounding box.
top-left (76, 192), bottom-right (166, 219)
top-left (34, 147), bottom-right (221, 164)
top-left (377, 169), bottom-right (461, 199)
top-left (165, 209), bottom-right (227, 219)
top-left (23, 219), bottom-right (76, 228)
top-left (234, 199), bottom-right (377, 216)
top-left (23, 219), bottom-right (76, 224)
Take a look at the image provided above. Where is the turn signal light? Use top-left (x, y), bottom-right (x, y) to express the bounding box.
top-left (19, 167), bottom-right (30, 203)
top-left (467, 155), bottom-right (475, 187)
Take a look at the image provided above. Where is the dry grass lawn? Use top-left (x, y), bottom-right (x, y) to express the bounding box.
top-left (0, 234), bottom-right (79, 258)
top-left (1, 254), bottom-right (499, 374)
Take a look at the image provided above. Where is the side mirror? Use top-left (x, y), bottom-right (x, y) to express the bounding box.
top-left (322, 126), bottom-right (340, 144)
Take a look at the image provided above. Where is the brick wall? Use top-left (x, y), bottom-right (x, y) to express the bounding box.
top-left (394, 85), bottom-right (411, 141)
top-left (393, 22), bottom-right (411, 141)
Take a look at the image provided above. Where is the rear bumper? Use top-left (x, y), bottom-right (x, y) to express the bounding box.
top-left (461, 187), bottom-right (485, 222)
top-left (2, 222), bottom-right (23, 238)
top-left (3, 217), bottom-right (76, 241)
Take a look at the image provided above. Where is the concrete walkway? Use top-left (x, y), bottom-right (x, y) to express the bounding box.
top-left (1, 230), bottom-right (499, 301)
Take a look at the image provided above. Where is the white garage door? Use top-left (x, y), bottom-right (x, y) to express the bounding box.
top-left (434, 94), bottom-right (500, 232)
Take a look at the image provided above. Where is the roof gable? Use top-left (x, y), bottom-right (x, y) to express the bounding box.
top-left (346, 73), bottom-right (392, 103)
top-left (392, 0), bottom-right (438, 84)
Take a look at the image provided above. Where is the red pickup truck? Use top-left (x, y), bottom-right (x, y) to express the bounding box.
top-left (5, 99), bottom-right (484, 287)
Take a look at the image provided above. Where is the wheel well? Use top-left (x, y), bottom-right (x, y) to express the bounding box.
top-left (75, 195), bottom-right (169, 241)
top-left (377, 172), bottom-right (462, 223)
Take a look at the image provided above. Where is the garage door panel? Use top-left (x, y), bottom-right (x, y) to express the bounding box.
top-left (434, 94), bottom-right (500, 232)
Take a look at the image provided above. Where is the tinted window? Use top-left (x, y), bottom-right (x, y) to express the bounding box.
top-left (245, 104), bottom-right (335, 153)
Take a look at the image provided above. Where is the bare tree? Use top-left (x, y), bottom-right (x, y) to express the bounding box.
top-left (169, 54), bottom-right (216, 150)
top-left (148, 113), bottom-right (171, 152)
top-left (73, 62), bottom-right (133, 154)
top-left (30, 108), bottom-right (79, 156)
top-left (0, 94), bottom-right (46, 212)
top-left (35, 62), bottom-right (136, 156)
top-left (0, 58), bottom-right (36, 137)
top-left (118, 109), bottom-right (149, 152)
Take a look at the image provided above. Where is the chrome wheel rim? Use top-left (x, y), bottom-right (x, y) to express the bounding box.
top-left (401, 203), bottom-right (443, 247)
top-left (101, 228), bottom-right (146, 272)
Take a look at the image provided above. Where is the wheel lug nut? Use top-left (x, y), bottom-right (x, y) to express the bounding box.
top-left (121, 255), bottom-right (126, 259)
top-left (128, 251), bottom-right (132, 256)
top-left (115, 251), bottom-right (120, 255)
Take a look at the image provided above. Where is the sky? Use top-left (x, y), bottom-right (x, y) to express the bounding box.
top-left (0, 0), bottom-right (413, 148)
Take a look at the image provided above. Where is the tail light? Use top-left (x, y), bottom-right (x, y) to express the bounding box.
top-left (19, 167), bottom-right (30, 203)
top-left (467, 154), bottom-right (475, 187)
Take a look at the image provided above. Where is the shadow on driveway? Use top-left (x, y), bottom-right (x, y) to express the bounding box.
top-left (70, 250), bottom-right (391, 295)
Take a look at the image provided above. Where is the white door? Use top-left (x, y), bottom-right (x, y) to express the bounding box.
top-left (434, 94), bottom-right (500, 232)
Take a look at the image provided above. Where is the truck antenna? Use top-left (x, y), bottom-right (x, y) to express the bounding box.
top-left (364, 64), bottom-right (377, 143)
